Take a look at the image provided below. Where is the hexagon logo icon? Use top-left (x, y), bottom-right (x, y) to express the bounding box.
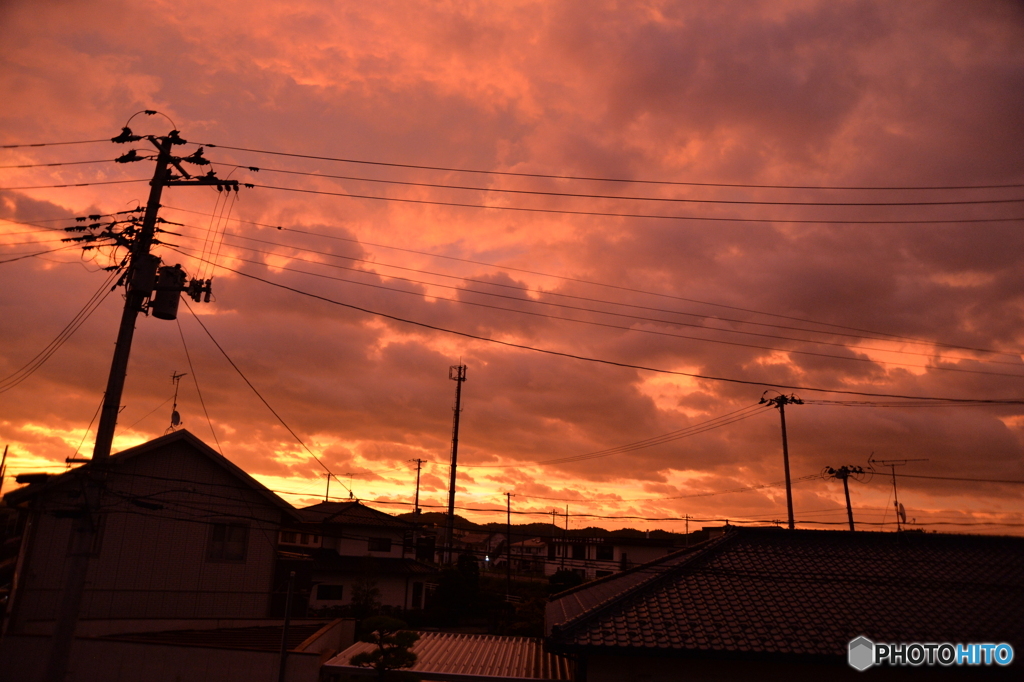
top-left (849, 636), bottom-right (875, 671)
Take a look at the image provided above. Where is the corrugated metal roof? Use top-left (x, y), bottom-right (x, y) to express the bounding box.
top-left (324, 631), bottom-right (573, 681)
top-left (97, 621), bottom-right (331, 651)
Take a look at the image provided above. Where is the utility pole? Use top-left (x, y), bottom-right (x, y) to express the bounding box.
top-left (870, 457), bottom-right (927, 532)
top-left (44, 120), bottom-right (235, 682)
top-left (445, 364), bottom-right (467, 564)
top-left (761, 393), bottom-right (802, 529)
top-left (0, 444), bottom-right (7, 496)
top-left (824, 465), bottom-right (864, 531)
top-left (324, 472), bottom-right (331, 502)
top-left (411, 459), bottom-right (426, 515)
top-left (561, 506), bottom-right (568, 569)
top-left (505, 492), bottom-right (515, 600)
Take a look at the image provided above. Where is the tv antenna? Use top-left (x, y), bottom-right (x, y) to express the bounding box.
top-left (868, 456), bottom-right (927, 532)
top-left (165, 371), bottom-right (187, 434)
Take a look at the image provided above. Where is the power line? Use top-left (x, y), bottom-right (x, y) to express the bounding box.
top-left (0, 139), bottom-right (111, 149)
top-left (0, 244), bottom-right (83, 264)
top-left (176, 314), bottom-right (222, 454)
top-left (0, 268), bottom-right (120, 393)
top-left (178, 298), bottom-right (348, 493)
top-left (161, 204), bottom-right (1021, 357)
top-left (200, 142), bottom-right (1024, 191)
top-left (226, 164), bottom-right (1024, 207)
top-left (169, 234), bottom-right (1024, 374)
top-left (0, 179), bottom-right (147, 190)
top-left (0, 159), bottom-right (115, 169)
top-left (246, 181), bottom-right (1024, 225)
top-left (165, 250), bottom-right (1024, 404)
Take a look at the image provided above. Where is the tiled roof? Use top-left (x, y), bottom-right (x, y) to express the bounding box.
top-left (546, 528), bottom-right (1024, 659)
top-left (297, 500), bottom-right (413, 528)
top-left (97, 621), bottom-right (331, 651)
top-left (313, 551), bottom-right (438, 576)
top-left (324, 631), bottom-right (574, 680)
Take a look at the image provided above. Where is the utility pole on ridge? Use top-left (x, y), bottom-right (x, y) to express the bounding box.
top-left (504, 492), bottom-right (515, 600)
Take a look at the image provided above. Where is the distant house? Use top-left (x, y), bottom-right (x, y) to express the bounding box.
top-left (541, 535), bottom-right (677, 580)
top-left (0, 429), bottom-right (341, 681)
top-left (283, 500), bottom-right (437, 612)
top-left (546, 527), bottom-right (1024, 681)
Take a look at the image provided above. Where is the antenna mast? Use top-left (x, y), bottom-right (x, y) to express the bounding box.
top-left (870, 456), bottom-right (927, 531)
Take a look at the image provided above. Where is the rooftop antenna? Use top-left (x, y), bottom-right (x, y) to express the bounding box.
top-left (869, 456), bottom-right (927, 532)
top-left (165, 371), bottom-right (187, 434)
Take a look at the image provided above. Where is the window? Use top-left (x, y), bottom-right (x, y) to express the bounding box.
top-left (207, 523), bottom-right (248, 562)
top-left (572, 544), bottom-right (586, 560)
top-left (596, 545), bottom-right (614, 561)
top-left (280, 531), bottom-right (297, 544)
top-left (547, 544), bottom-right (556, 560)
top-left (411, 582), bottom-right (424, 610)
top-left (316, 584), bottom-right (344, 601)
top-left (367, 537), bottom-right (392, 552)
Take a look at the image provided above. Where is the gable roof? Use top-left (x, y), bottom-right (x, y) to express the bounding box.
top-left (296, 500), bottom-right (414, 528)
top-left (4, 429), bottom-right (300, 520)
top-left (546, 527), bottom-right (1024, 660)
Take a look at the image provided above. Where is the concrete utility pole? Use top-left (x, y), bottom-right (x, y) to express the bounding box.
top-left (825, 465), bottom-right (864, 531)
top-left (411, 458), bottom-right (426, 515)
top-left (761, 393), bottom-right (802, 530)
top-left (44, 122), bottom-right (236, 682)
top-left (505, 492), bottom-right (515, 600)
top-left (445, 364), bottom-right (467, 563)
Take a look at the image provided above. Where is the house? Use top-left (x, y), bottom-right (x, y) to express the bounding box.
top-left (0, 429), bottom-right (341, 681)
top-left (541, 535), bottom-right (677, 580)
top-left (546, 527), bottom-right (1024, 681)
top-left (283, 500), bottom-right (438, 612)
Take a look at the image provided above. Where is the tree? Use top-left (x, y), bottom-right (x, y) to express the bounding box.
top-left (350, 616), bottom-right (420, 680)
top-left (351, 574), bottom-right (382, 620)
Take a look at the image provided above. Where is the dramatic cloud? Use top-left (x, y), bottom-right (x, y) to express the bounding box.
top-left (1, 0), bottom-right (1022, 534)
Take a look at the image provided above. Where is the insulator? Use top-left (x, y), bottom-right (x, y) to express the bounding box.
top-left (170, 410), bottom-right (180, 426)
top-left (152, 264), bottom-right (186, 320)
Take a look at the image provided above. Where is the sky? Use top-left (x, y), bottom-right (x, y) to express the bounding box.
top-left (1, 0), bottom-right (1023, 535)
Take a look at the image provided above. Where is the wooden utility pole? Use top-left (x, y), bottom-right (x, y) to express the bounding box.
top-left (761, 393), bottom-right (802, 529)
top-left (44, 123), bottom-right (234, 682)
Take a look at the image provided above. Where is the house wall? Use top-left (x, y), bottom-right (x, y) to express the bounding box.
top-left (310, 573), bottom-right (424, 611)
top-left (6, 440), bottom-right (284, 634)
top-left (541, 542), bottom-right (673, 579)
top-left (328, 527), bottom-right (407, 559)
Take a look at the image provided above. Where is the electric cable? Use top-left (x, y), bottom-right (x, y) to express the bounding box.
top-left (200, 142), bottom-right (1024, 191)
top-left (0, 267), bottom-right (121, 392)
top-left (225, 164), bottom-right (1024, 207)
top-left (165, 248), bottom-right (1024, 404)
top-left (1, 139), bottom-right (111, 149)
top-left (179, 298), bottom-right (350, 493)
top-left (0, 159), bottom-right (116, 169)
top-left (176, 313), bottom-right (223, 454)
top-left (168, 231), bottom-right (1024, 370)
top-left (0, 179), bottom-right (148, 190)
top-left (246, 181), bottom-right (1024, 225)
top-left (160, 204), bottom-right (1022, 358)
